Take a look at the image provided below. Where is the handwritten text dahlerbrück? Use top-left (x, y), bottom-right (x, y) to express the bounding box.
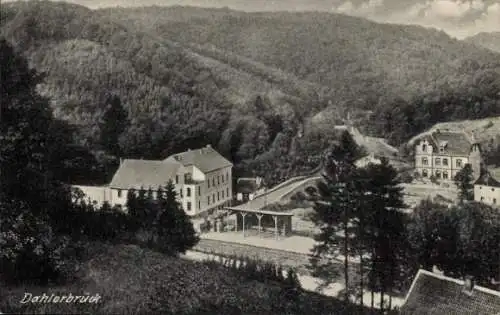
top-left (21, 293), bottom-right (101, 304)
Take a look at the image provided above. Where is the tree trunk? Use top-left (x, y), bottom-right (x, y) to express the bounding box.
top-left (360, 252), bottom-right (364, 308)
top-left (344, 201), bottom-right (349, 305)
top-left (380, 283), bottom-right (384, 315)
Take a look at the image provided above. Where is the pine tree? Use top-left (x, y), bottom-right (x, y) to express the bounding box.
top-left (99, 94), bottom-right (128, 156)
top-left (360, 158), bottom-right (406, 313)
top-left (454, 164), bottom-right (474, 202)
top-left (156, 180), bottom-right (199, 255)
top-left (310, 130), bottom-right (362, 306)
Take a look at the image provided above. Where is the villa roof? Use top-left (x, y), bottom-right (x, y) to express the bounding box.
top-left (475, 167), bottom-right (500, 187)
top-left (109, 159), bottom-right (182, 190)
top-left (164, 145), bottom-right (232, 173)
top-left (424, 131), bottom-right (473, 156)
top-left (401, 269), bottom-right (500, 315)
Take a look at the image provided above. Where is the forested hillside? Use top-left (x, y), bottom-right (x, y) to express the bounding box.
top-left (2, 1), bottom-right (500, 184)
top-left (97, 5), bottom-right (500, 147)
top-left (1, 1), bottom-right (332, 184)
top-left (465, 32), bottom-right (500, 54)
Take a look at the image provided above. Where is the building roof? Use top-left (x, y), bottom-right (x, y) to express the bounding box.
top-left (109, 159), bottom-right (182, 190)
top-left (475, 167), bottom-right (500, 187)
top-left (164, 145), bottom-right (232, 173)
top-left (401, 269), bottom-right (500, 315)
top-left (420, 131), bottom-right (473, 156)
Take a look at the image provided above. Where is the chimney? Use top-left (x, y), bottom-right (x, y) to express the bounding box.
top-left (463, 275), bottom-right (474, 294)
top-left (432, 265), bottom-right (443, 275)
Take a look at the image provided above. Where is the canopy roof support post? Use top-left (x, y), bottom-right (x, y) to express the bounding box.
top-left (242, 212), bottom-right (248, 238)
top-left (256, 214), bottom-right (263, 237)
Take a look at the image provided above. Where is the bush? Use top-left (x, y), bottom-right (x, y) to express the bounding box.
top-left (0, 199), bottom-right (84, 284)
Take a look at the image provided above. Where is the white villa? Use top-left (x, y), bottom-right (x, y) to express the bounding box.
top-left (414, 130), bottom-right (481, 181)
top-left (74, 145), bottom-right (233, 216)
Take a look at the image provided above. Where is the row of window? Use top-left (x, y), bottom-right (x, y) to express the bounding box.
top-left (421, 169), bottom-right (450, 179)
top-left (180, 186), bottom-right (202, 198)
top-left (421, 144), bottom-right (446, 153)
top-left (208, 172), bottom-right (229, 189)
top-left (479, 196), bottom-right (497, 204)
top-left (185, 201), bottom-right (201, 211)
top-left (207, 188), bottom-right (230, 205)
top-left (421, 157), bottom-right (462, 168)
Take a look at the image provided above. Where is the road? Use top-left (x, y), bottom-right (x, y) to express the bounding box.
top-left (233, 176), bottom-right (321, 210)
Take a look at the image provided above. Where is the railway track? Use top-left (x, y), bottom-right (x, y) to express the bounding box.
top-left (193, 239), bottom-right (320, 274)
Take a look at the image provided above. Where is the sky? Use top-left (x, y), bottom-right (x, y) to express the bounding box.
top-left (7, 0), bottom-right (500, 39)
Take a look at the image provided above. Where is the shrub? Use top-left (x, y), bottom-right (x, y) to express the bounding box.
top-left (0, 199), bottom-right (84, 284)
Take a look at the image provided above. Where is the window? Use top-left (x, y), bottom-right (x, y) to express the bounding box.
top-left (198, 186), bottom-right (201, 196)
top-left (440, 146), bottom-right (444, 153)
top-left (493, 198), bottom-right (497, 204)
top-left (180, 189), bottom-right (183, 198)
top-left (435, 158), bottom-right (441, 166)
top-left (213, 193), bottom-right (215, 202)
top-left (198, 201), bottom-right (201, 210)
top-left (422, 157), bottom-right (428, 166)
top-left (217, 192), bottom-right (220, 201)
top-left (456, 159), bottom-right (463, 168)
top-left (422, 144), bottom-right (427, 151)
top-left (435, 170), bottom-right (441, 178)
top-left (208, 180), bottom-right (210, 188)
top-left (443, 158), bottom-right (448, 166)
top-left (226, 173), bottom-right (229, 181)
top-left (481, 197), bottom-right (485, 201)
top-left (492, 188), bottom-right (496, 192)
top-left (175, 175), bottom-right (179, 184)
top-left (222, 175), bottom-right (225, 183)
top-left (443, 171), bottom-right (448, 179)
top-left (222, 190), bottom-right (225, 198)
top-left (186, 187), bottom-right (191, 197)
top-left (117, 189), bottom-right (122, 198)
top-left (184, 173), bottom-right (192, 183)
top-left (212, 178), bottom-right (216, 186)
top-left (227, 187), bottom-right (229, 197)
top-left (422, 169), bottom-right (428, 177)
top-left (218, 176), bottom-right (220, 185)
top-left (207, 196), bottom-right (210, 205)
top-left (187, 202), bottom-right (192, 211)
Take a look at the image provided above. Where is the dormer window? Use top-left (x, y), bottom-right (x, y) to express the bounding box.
top-left (422, 144), bottom-right (427, 152)
top-left (456, 159), bottom-right (463, 168)
top-left (440, 146), bottom-right (444, 153)
top-left (422, 157), bottom-right (428, 166)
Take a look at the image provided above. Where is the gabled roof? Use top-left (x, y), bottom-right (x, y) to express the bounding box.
top-left (109, 159), bottom-right (182, 190)
top-left (164, 145), bottom-right (232, 173)
top-left (475, 167), bottom-right (500, 187)
top-left (401, 269), bottom-right (500, 315)
top-left (419, 131), bottom-right (473, 156)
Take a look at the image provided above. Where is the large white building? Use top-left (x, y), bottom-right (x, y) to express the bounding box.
top-left (75, 145), bottom-right (233, 216)
top-left (414, 131), bottom-right (481, 181)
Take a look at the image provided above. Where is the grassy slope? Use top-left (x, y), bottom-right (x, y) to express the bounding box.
top-left (464, 32), bottom-right (500, 54)
top-left (0, 243), bottom-right (368, 315)
top-left (407, 116), bottom-right (500, 148)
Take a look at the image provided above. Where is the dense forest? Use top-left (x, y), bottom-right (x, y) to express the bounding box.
top-left (465, 32), bottom-right (500, 54)
top-left (1, 1), bottom-right (500, 184)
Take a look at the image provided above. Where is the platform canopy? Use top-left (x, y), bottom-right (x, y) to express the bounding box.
top-left (224, 206), bottom-right (294, 239)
